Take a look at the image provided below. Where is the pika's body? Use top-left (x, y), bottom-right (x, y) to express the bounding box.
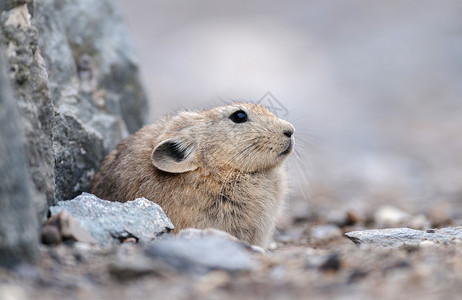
top-left (91, 103), bottom-right (294, 247)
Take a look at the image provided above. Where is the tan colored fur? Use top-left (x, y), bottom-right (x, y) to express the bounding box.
top-left (90, 103), bottom-right (294, 247)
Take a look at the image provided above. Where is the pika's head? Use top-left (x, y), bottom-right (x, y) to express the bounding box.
top-left (151, 103), bottom-right (294, 174)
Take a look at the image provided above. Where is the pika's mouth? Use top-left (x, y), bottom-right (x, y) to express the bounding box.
top-left (278, 139), bottom-right (293, 157)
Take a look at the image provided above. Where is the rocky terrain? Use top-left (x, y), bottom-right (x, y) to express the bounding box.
top-left (1, 1), bottom-right (462, 300)
top-left (0, 0), bottom-right (147, 283)
top-left (3, 196), bottom-right (462, 300)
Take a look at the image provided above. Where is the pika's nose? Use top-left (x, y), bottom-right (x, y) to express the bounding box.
top-left (283, 129), bottom-right (294, 138)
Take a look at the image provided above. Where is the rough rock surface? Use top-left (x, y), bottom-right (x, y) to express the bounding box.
top-left (0, 50), bottom-right (38, 267)
top-left (0, 4), bottom-right (54, 218)
top-left (0, 0), bottom-right (148, 204)
top-left (49, 193), bottom-right (174, 246)
top-left (0, 0), bottom-right (147, 267)
top-left (345, 227), bottom-right (462, 248)
top-left (33, 0), bottom-right (148, 201)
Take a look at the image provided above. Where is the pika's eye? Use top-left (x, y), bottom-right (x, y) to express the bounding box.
top-left (229, 110), bottom-right (248, 123)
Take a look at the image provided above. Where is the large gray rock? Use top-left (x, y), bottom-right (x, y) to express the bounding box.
top-left (0, 0), bottom-right (147, 265)
top-left (0, 4), bottom-right (54, 219)
top-left (0, 50), bottom-right (38, 267)
top-left (49, 193), bottom-right (174, 246)
top-left (145, 228), bottom-right (257, 274)
top-left (1, 1), bottom-right (148, 205)
top-left (345, 227), bottom-right (462, 248)
top-left (32, 0), bottom-right (148, 201)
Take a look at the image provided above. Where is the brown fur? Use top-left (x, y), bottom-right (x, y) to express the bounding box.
top-left (90, 103), bottom-right (294, 247)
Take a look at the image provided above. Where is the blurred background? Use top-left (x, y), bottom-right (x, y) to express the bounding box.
top-left (120, 0), bottom-right (462, 222)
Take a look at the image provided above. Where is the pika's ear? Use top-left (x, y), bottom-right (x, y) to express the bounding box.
top-left (151, 140), bottom-right (198, 173)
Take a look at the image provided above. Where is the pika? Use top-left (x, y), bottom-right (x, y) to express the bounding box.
top-left (90, 103), bottom-right (294, 247)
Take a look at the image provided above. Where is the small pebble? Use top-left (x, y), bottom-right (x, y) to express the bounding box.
top-left (268, 242), bottom-right (278, 250)
top-left (250, 245), bottom-right (265, 254)
top-left (123, 238), bottom-right (138, 244)
top-left (419, 240), bottom-right (435, 247)
top-left (310, 224), bottom-right (342, 242)
top-left (41, 225), bottom-right (62, 246)
top-left (319, 253), bottom-right (341, 272)
top-left (46, 210), bottom-right (96, 244)
top-left (374, 205), bottom-right (430, 229)
top-left (374, 205), bottom-right (411, 227)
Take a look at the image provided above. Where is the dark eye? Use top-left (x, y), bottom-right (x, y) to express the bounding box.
top-left (229, 110), bottom-right (248, 123)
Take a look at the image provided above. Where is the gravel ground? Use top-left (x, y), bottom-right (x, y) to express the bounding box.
top-left (2, 211), bottom-right (462, 300)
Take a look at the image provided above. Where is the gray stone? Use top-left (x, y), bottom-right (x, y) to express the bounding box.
top-left (374, 205), bottom-right (411, 227)
top-left (345, 226), bottom-right (462, 248)
top-left (109, 244), bottom-right (169, 280)
top-left (145, 229), bottom-right (257, 274)
top-left (31, 0), bottom-right (147, 201)
top-left (374, 205), bottom-right (431, 230)
top-left (310, 224), bottom-right (342, 242)
top-left (0, 50), bottom-right (38, 267)
top-left (0, 3), bottom-right (54, 218)
top-left (110, 254), bottom-right (163, 280)
top-left (49, 193), bottom-right (174, 246)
